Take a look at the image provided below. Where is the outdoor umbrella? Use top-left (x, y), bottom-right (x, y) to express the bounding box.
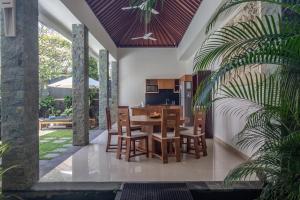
top-left (48, 77), bottom-right (99, 89)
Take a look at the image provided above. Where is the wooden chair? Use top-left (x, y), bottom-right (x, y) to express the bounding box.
top-left (152, 108), bottom-right (181, 164)
top-left (180, 110), bottom-right (207, 158)
top-left (106, 107), bottom-right (119, 152)
top-left (106, 106), bottom-right (143, 152)
top-left (116, 107), bottom-right (149, 162)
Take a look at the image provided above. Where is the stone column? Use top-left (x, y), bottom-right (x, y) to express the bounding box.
top-left (98, 50), bottom-right (109, 130)
top-left (1, 0), bottom-right (39, 191)
top-left (72, 24), bottom-right (89, 146)
top-left (111, 61), bottom-right (119, 123)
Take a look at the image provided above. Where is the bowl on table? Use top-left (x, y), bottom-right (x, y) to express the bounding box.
top-left (149, 112), bottom-right (161, 118)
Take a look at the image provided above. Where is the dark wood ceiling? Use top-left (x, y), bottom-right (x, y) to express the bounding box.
top-left (85, 0), bottom-right (202, 47)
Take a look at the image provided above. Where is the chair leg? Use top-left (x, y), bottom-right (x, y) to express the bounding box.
top-left (116, 137), bottom-right (122, 159)
top-left (168, 141), bottom-right (173, 154)
top-left (175, 138), bottom-right (181, 162)
top-left (201, 135), bottom-right (208, 156)
top-left (187, 137), bottom-right (191, 153)
top-left (194, 137), bottom-right (200, 159)
top-left (125, 138), bottom-right (131, 162)
top-left (132, 140), bottom-right (136, 155)
top-left (145, 137), bottom-right (149, 158)
top-left (180, 136), bottom-right (182, 148)
top-left (106, 132), bottom-right (112, 152)
top-left (180, 136), bottom-right (184, 150)
top-left (151, 139), bottom-right (155, 158)
top-left (161, 139), bottom-right (168, 164)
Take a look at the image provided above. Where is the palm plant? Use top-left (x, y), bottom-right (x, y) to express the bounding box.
top-left (0, 144), bottom-right (16, 198)
top-left (193, 1), bottom-right (300, 200)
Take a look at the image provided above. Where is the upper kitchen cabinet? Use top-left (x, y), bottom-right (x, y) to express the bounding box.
top-left (158, 79), bottom-right (175, 90)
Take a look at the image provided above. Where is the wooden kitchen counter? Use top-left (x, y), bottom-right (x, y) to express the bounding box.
top-left (132, 105), bottom-right (183, 117)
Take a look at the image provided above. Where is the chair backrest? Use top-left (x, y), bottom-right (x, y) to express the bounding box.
top-left (161, 108), bottom-right (180, 138)
top-left (117, 106), bottom-right (131, 137)
top-left (106, 107), bottom-right (112, 131)
top-left (194, 110), bottom-right (206, 135)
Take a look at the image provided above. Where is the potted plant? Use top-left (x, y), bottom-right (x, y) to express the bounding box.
top-left (194, 1), bottom-right (300, 199)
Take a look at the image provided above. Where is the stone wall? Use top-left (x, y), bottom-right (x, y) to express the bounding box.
top-left (99, 50), bottom-right (109, 130)
top-left (1, 0), bottom-right (39, 191)
top-left (72, 24), bottom-right (89, 146)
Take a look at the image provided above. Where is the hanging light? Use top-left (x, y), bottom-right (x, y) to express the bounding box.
top-left (0, 0), bottom-right (16, 37)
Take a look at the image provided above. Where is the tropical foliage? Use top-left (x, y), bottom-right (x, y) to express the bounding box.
top-left (193, 1), bottom-right (300, 200)
top-left (39, 96), bottom-right (56, 117)
top-left (39, 23), bottom-right (99, 90)
top-left (39, 23), bottom-right (72, 91)
top-left (89, 56), bottom-right (99, 81)
top-left (0, 144), bottom-right (15, 198)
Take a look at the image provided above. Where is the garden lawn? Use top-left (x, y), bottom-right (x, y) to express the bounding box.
top-left (39, 130), bottom-right (72, 160)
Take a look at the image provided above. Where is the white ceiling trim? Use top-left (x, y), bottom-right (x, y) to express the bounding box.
top-left (38, 0), bottom-right (116, 61)
top-left (61, 0), bottom-right (118, 60)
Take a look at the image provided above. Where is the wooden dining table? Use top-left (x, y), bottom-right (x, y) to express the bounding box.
top-left (131, 115), bottom-right (185, 126)
top-left (130, 115), bottom-right (185, 154)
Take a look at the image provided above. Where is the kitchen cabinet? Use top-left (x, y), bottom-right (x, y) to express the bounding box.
top-left (158, 79), bottom-right (174, 90)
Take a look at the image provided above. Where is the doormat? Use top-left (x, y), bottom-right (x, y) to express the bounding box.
top-left (118, 183), bottom-right (194, 200)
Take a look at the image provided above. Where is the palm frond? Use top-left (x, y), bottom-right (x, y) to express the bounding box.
top-left (225, 152), bottom-right (281, 184)
top-left (207, 0), bottom-right (300, 33)
top-left (237, 109), bottom-right (282, 150)
top-left (194, 38), bottom-right (300, 107)
top-left (194, 15), bottom-right (300, 72)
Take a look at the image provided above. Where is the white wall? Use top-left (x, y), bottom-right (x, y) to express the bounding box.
top-left (178, 0), bottom-right (223, 61)
top-left (213, 100), bottom-right (254, 157)
top-left (118, 48), bottom-right (190, 106)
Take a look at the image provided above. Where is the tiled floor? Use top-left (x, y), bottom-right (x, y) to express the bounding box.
top-left (40, 130), bottom-right (246, 182)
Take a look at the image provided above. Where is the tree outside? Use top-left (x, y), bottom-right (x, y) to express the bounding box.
top-left (39, 23), bottom-right (99, 96)
top-left (39, 23), bottom-right (72, 95)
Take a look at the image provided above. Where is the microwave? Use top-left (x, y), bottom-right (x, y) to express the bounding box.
top-left (146, 85), bottom-right (158, 93)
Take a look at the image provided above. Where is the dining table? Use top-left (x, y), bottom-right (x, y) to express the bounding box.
top-left (130, 115), bottom-right (185, 154)
top-left (131, 115), bottom-right (185, 126)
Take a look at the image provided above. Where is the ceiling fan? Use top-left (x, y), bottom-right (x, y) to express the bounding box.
top-left (131, 32), bottom-right (157, 41)
top-left (121, 0), bottom-right (159, 15)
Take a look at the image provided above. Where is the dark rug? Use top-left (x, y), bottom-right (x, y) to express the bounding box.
top-left (118, 183), bottom-right (194, 200)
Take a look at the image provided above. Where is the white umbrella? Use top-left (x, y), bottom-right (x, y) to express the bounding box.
top-left (48, 77), bottom-right (99, 89)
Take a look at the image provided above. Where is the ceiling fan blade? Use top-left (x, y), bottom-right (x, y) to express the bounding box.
top-left (121, 6), bottom-right (137, 10)
top-left (148, 37), bottom-right (157, 41)
top-left (131, 37), bottom-right (143, 40)
top-left (151, 9), bottom-right (159, 15)
top-left (145, 33), bottom-right (153, 37)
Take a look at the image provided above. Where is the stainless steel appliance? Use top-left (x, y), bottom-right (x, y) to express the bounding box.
top-left (180, 81), bottom-right (193, 126)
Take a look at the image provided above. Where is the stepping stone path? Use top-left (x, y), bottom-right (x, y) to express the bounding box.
top-left (61, 137), bottom-right (71, 140)
top-left (40, 140), bottom-right (49, 143)
top-left (63, 144), bottom-right (72, 148)
top-left (53, 139), bottom-right (68, 144)
top-left (44, 153), bottom-right (60, 159)
top-left (53, 148), bottom-right (68, 153)
top-left (45, 137), bottom-right (55, 140)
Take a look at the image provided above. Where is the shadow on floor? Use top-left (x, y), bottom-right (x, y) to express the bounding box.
top-left (39, 129), bottom-right (104, 177)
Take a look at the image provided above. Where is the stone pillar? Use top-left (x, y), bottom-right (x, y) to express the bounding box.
top-left (1, 0), bottom-right (39, 191)
top-left (72, 24), bottom-right (89, 146)
top-left (111, 61), bottom-right (119, 123)
top-left (98, 50), bottom-right (109, 130)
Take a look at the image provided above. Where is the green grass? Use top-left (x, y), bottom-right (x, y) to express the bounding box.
top-left (39, 130), bottom-right (72, 160)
